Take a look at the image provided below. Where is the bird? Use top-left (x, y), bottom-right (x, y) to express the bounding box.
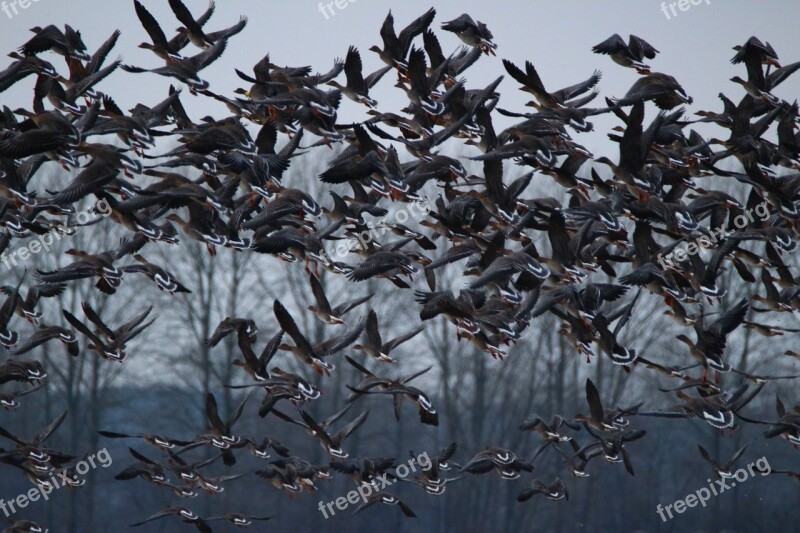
top-left (62, 302), bottom-right (154, 362)
top-left (274, 406), bottom-right (369, 459)
top-left (697, 442), bottom-right (752, 479)
top-left (0, 409), bottom-right (68, 465)
top-left (441, 14), bottom-right (496, 55)
top-left (345, 356), bottom-right (438, 426)
top-left (574, 378), bottom-right (642, 431)
top-left (352, 309), bottom-right (423, 363)
top-left (1, 6), bottom-right (799, 526)
top-left (0, 276), bottom-right (24, 348)
top-left (638, 383), bottom-right (764, 429)
top-left (306, 272), bottom-right (373, 325)
top-left (592, 34), bottom-right (659, 72)
top-left (520, 414), bottom-right (579, 443)
top-left (206, 513), bottom-right (273, 527)
top-left (97, 430), bottom-right (193, 450)
top-left (14, 325), bottom-right (79, 357)
top-left (113, 447), bottom-right (169, 485)
top-left (370, 8), bottom-right (436, 72)
top-left (1, 520), bottom-right (47, 533)
top-left (0, 282), bottom-right (66, 324)
top-left (517, 477), bottom-right (569, 502)
top-left (351, 491), bottom-right (416, 518)
top-left (273, 299), bottom-right (365, 375)
top-left (0, 383), bottom-right (44, 410)
top-left (130, 507), bottom-right (211, 532)
top-left (121, 255), bottom-right (190, 294)
top-left (121, 38), bottom-right (229, 92)
top-left (206, 317), bottom-right (257, 347)
top-left (328, 46), bottom-right (390, 108)
top-left (675, 298), bottom-right (749, 375)
top-left (19, 25), bottom-right (90, 61)
top-left (191, 392), bottom-right (249, 464)
top-left (459, 448), bottom-right (533, 480)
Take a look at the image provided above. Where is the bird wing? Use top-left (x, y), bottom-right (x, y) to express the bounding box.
top-left (273, 300), bottom-right (314, 353)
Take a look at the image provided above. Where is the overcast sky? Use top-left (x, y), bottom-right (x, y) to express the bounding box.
top-left (2, 0), bottom-right (799, 158)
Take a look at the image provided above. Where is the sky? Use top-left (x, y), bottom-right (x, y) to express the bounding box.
top-left (1, 0), bottom-right (799, 158)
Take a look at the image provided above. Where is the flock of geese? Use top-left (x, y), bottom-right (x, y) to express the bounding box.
top-left (0, 2), bottom-right (799, 531)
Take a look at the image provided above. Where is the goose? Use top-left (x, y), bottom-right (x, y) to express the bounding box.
top-left (592, 34), bottom-right (658, 72)
top-left (738, 394), bottom-right (800, 446)
top-left (232, 330), bottom-right (281, 383)
top-left (370, 8), bottom-right (437, 72)
top-left (330, 456), bottom-right (398, 486)
top-left (0, 53), bottom-right (57, 93)
top-left (114, 447), bottom-right (169, 485)
top-left (245, 434), bottom-right (290, 460)
top-left (675, 298), bottom-right (748, 376)
top-left (0, 383), bottom-right (44, 410)
top-left (345, 250), bottom-right (419, 287)
top-left (637, 382), bottom-right (764, 429)
top-left (14, 326), bottom-right (78, 357)
top-left (274, 407), bottom-right (368, 459)
top-left (0, 359), bottom-right (47, 384)
top-left (206, 316), bottom-right (257, 347)
top-left (345, 355), bottom-right (438, 426)
top-left (350, 492), bottom-right (416, 518)
top-left (731, 37), bottom-right (781, 91)
top-left (458, 448), bottom-right (532, 480)
top-left (167, 0), bottom-right (215, 49)
top-left (206, 513), bottom-right (273, 528)
top-left (133, 0), bottom-right (184, 60)
top-left (697, 442), bottom-right (752, 479)
top-left (121, 257), bottom-right (189, 296)
top-left (0, 276), bottom-right (24, 348)
top-left (520, 414), bottom-right (579, 443)
top-left (62, 302), bottom-right (154, 362)
top-left (0, 409), bottom-right (67, 465)
top-left (98, 430), bottom-right (192, 450)
top-left (189, 392), bottom-right (249, 465)
top-left (517, 477), bottom-right (569, 502)
top-left (352, 309), bottom-right (423, 362)
top-left (273, 299), bottom-right (365, 375)
top-left (401, 448), bottom-right (462, 495)
top-left (441, 14), bottom-right (496, 55)
top-left (574, 378), bottom-right (642, 432)
top-left (19, 25), bottom-right (89, 61)
top-left (121, 37), bottom-right (228, 92)
top-left (328, 47), bottom-right (390, 108)
top-left (614, 73), bottom-right (692, 110)
top-left (130, 507), bottom-right (210, 533)
top-left (503, 59), bottom-right (600, 111)
top-left (1, 521), bottom-right (46, 533)
top-left (37, 248), bottom-right (123, 292)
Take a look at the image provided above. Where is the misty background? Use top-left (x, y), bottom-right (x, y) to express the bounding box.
top-left (0, 1), bottom-right (799, 532)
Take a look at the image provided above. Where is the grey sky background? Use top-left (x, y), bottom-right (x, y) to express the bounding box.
top-left (1, 0), bottom-right (799, 158)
